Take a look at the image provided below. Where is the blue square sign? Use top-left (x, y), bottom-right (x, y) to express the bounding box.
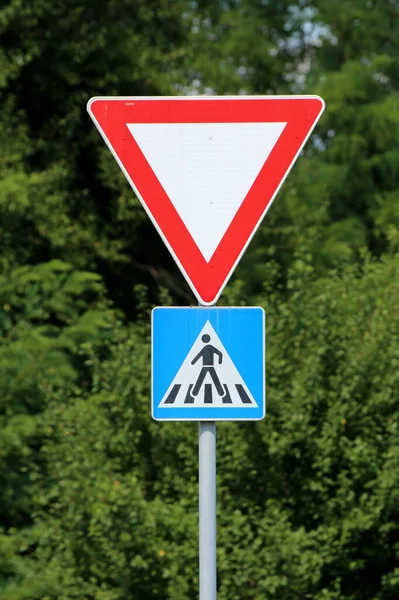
top-left (152, 307), bottom-right (265, 421)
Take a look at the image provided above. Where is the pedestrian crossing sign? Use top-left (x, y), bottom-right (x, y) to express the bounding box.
top-left (152, 307), bottom-right (265, 421)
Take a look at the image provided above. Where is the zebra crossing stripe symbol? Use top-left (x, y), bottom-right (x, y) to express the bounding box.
top-left (158, 321), bottom-right (257, 408)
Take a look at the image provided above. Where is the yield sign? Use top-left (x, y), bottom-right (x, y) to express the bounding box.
top-left (87, 96), bottom-right (325, 305)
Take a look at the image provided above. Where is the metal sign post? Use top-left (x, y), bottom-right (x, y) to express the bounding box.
top-left (199, 422), bottom-right (217, 600)
top-left (198, 293), bottom-right (217, 600)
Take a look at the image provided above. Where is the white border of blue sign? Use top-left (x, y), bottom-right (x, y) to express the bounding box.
top-left (152, 306), bottom-right (265, 421)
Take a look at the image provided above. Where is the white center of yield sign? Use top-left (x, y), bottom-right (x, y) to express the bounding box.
top-left (127, 122), bottom-right (287, 262)
top-left (159, 321), bottom-right (257, 408)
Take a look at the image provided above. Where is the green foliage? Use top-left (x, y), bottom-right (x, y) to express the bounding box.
top-left (0, 259), bottom-right (114, 596)
top-left (4, 254), bottom-right (399, 599)
top-left (1, 0), bottom-right (399, 599)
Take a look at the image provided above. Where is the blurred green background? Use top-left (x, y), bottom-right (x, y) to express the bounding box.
top-left (1, 1), bottom-right (399, 598)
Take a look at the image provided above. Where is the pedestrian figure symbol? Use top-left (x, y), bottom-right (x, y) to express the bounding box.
top-left (191, 334), bottom-right (224, 397)
top-left (157, 320), bottom-right (258, 408)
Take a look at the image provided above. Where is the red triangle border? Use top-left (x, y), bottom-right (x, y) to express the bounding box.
top-left (88, 96), bottom-right (325, 305)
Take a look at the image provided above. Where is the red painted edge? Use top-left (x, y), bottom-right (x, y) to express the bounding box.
top-left (88, 97), bottom-right (325, 304)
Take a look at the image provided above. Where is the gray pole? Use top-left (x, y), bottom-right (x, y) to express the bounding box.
top-left (199, 421), bottom-right (217, 600)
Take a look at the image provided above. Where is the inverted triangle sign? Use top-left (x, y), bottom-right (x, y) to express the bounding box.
top-left (88, 96), bottom-right (325, 305)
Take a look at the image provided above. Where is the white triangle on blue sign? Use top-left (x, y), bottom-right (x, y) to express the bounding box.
top-left (158, 321), bottom-right (257, 408)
